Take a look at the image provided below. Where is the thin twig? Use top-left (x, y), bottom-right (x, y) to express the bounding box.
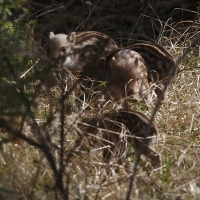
top-left (20, 59), bottom-right (40, 78)
top-left (128, 0), bottom-right (149, 44)
top-left (76, 0), bottom-right (100, 31)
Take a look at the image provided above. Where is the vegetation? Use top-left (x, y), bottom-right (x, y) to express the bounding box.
top-left (0, 0), bottom-right (200, 199)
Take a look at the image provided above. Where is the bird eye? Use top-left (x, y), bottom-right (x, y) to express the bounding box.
top-left (61, 47), bottom-right (67, 53)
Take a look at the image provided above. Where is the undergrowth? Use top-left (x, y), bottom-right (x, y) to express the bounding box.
top-left (0, 5), bottom-right (200, 200)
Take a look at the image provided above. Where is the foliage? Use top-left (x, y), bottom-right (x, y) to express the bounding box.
top-left (0, 0), bottom-right (27, 20)
top-left (0, 1), bottom-right (200, 200)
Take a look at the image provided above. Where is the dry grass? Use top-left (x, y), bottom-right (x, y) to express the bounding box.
top-left (0, 12), bottom-right (200, 200)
